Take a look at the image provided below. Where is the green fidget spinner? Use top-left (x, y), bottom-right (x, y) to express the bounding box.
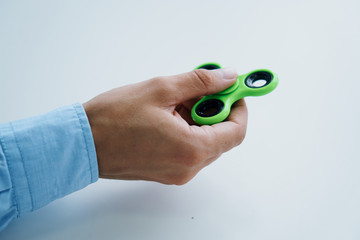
top-left (191, 63), bottom-right (279, 125)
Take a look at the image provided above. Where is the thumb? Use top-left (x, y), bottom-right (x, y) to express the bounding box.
top-left (169, 68), bottom-right (238, 103)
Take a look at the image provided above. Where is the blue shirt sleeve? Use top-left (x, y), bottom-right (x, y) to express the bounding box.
top-left (0, 103), bottom-right (99, 231)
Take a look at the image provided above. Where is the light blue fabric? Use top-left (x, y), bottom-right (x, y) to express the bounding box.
top-left (0, 103), bottom-right (98, 231)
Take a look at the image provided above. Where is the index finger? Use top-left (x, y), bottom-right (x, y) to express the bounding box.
top-left (191, 98), bottom-right (248, 155)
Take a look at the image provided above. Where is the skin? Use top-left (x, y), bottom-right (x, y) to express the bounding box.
top-left (83, 68), bottom-right (248, 185)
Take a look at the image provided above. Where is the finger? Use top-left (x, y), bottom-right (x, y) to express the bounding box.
top-left (227, 98), bottom-right (248, 125)
top-left (166, 68), bottom-right (238, 104)
top-left (190, 98), bottom-right (248, 154)
top-left (210, 99), bottom-right (248, 152)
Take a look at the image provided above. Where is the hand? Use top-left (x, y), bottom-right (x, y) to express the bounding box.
top-left (83, 68), bottom-right (248, 185)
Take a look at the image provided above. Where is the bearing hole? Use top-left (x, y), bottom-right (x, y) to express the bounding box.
top-left (195, 99), bottom-right (224, 117)
top-left (245, 71), bottom-right (273, 88)
top-left (253, 79), bottom-right (267, 87)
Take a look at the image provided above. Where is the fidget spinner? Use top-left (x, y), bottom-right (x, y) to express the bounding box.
top-left (191, 63), bottom-right (279, 125)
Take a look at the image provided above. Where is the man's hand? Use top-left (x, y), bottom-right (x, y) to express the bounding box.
top-left (83, 68), bottom-right (248, 185)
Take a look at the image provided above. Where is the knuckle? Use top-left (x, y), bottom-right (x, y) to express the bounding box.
top-left (192, 69), bottom-right (215, 92)
top-left (150, 77), bottom-right (175, 99)
top-left (237, 131), bottom-right (246, 146)
top-left (177, 143), bottom-right (205, 168)
top-left (152, 77), bottom-right (168, 91)
top-left (172, 171), bottom-right (195, 186)
top-left (234, 125), bottom-right (247, 146)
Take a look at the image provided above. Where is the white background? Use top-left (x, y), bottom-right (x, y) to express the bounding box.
top-left (0, 0), bottom-right (360, 239)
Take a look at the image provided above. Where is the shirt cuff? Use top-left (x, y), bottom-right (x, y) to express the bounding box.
top-left (0, 103), bottom-right (99, 216)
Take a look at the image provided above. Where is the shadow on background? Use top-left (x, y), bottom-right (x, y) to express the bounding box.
top-left (0, 182), bottom-right (193, 240)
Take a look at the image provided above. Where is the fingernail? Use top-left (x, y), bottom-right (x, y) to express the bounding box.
top-left (215, 68), bottom-right (238, 80)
